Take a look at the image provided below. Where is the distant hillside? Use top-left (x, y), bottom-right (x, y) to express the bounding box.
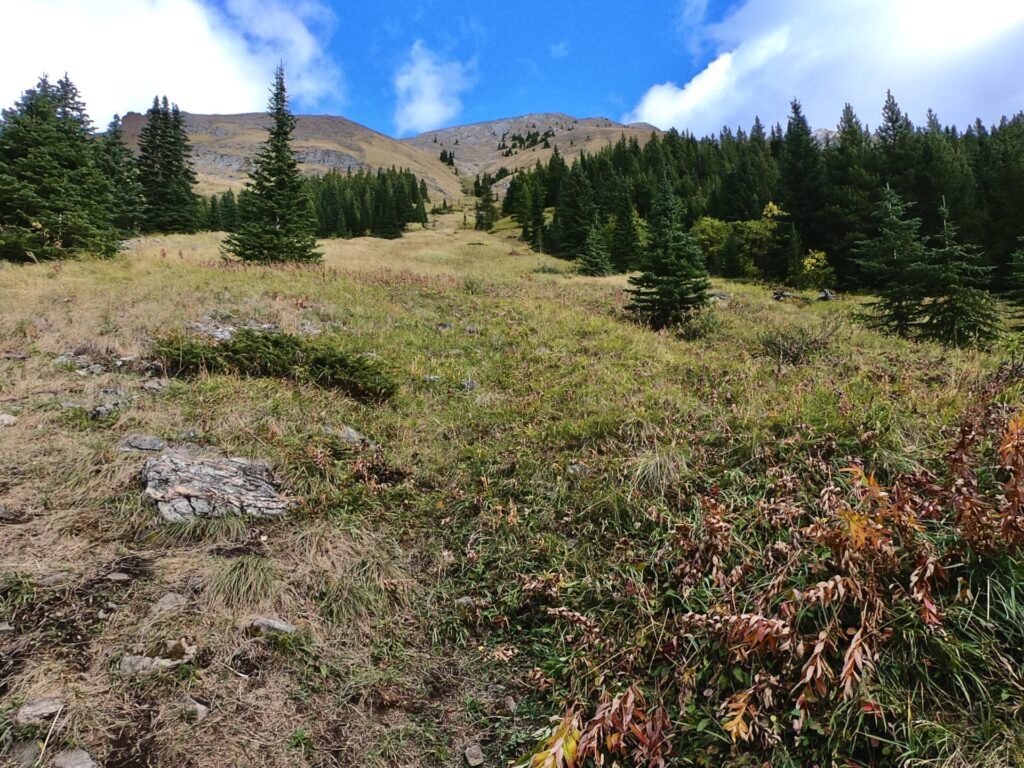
top-left (404, 113), bottom-right (662, 178)
top-left (120, 112), bottom-right (464, 202)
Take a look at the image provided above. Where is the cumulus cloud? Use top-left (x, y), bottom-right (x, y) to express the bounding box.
top-left (628, 0), bottom-right (1024, 135)
top-left (393, 40), bottom-right (476, 136)
top-left (0, 0), bottom-right (341, 124)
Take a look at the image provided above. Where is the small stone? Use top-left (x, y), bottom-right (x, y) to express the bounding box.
top-left (119, 435), bottom-right (167, 452)
top-left (454, 596), bottom-right (476, 608)
top-left (566, 463), bottom-right (589, 477)
top-left (323, 425), bottom-right (373, 450)
top-left (182, 696), bottom-right (210, 722)
top-left (504, 696), bottom-right (518, 714)
top-left (89, 402), bottom-right (121, 420)
top-left (11, 741), bottom-right (41, 768)
top-left (139, 377), bottom-right (170, 393)
top-left (52, 747), bottom-right (97, 768)
top-left (437, 322), bottom-right (452, 331)
top-left (151, 592), bottom-right (187, 617)
top-left (0, 621), bottom-right (14, 634)
top-left (464, 743), bottom-right (485, 767)
top-left (14, 697), bottom-right (66, 725)
top-left (247, 617), bottom-right (298, 635)
top-left (461, 379), bottom-right (478, 391)
top-left (84, 364), bottom-right (105, 375)
top-left (422, 375), bottom-right (440, 383)
top-left (0, 413), bottom-right (17, 427)
top-left (36, 572), bottom-right (73, 588)
top-left (99, 388), bottom-right (128, 398)
top-left (465, 325), bottom-right (481, 334)
top-left (106, 572), bottom-right (131, 582)
top-left (97, 611), bottom-right (109, 620)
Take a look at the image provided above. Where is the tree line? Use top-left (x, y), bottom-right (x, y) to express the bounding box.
top-left (501, 93), bottom-right (1024, 291)
top-left (0, 72), bottom-right (430, 263)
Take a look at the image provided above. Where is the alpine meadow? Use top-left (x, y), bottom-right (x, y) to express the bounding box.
top-left (3, 3), bottom-right (1024, 767)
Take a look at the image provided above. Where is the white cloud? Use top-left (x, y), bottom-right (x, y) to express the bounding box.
top-left (549, 40), bottom-right (571, 60)
top-left (393, 40), bottom-right (476, 136)
top-left (0, 0), bottom-right (341, 124)
top-left (627, 0), bottom-right (1024, 135)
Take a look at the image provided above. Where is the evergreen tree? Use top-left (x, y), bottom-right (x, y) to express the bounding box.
top-left (529, 180), bottom-right (546, 252)
top-left (474, 182), bottom-right (498, 231)
top-left (779, 100), bottom-right (827, 250)
top-left (96, 114), bottom-right (144, 234)
top-left (856, 186), bottom-right (931, 338)
top-left (578, 225), bottom-right (614, 276)
top-left (137, 96), bottom-right (199, 232)
top-left (917, 202), bottom-right (999, 347)
top-left (223, 66), bottom-right (320, 262)
top-left (220, 190), bottom-right (238, 232)
top-left (550, 163), bottom-right (594, 258)
top-left (822, 104), bottom-right (878, 287)
top-left (1008, 243), bottom-right (1024, 321)
top-left (627, 184), bottom-right (710, 328)
top-left (609, 189), bottom-right (641, 272)
top-left (0, 75), bottom-right (118, 260)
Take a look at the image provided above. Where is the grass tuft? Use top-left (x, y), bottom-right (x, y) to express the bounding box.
top-left (207, 555), bottom-right (278, 609)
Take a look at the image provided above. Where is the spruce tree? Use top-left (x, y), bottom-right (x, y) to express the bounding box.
top-left (578, 225), bottom-right (613, 276)
top-left (917, 203), bottom-right (999, 347)
top-left (609, 189), bottom-right (641, 272)
top-left (856, 186), bottom-right (931, 338)
top-left (1009, 241), bottom-right (1024, 321)
top-left (137, 96), bottom-right (199, 232)
top-left (474, 183), bottom-right (498, 231)
top-left (0, 75), bottom-right (118, 260)
top-left (550, 163), bottom-right (594, 258)
top-left (96, 115), bottom-right (145, 234)
top-left (223, 66), bottom-right (320, 262)
top-left (779, 100), bottom-right (827, 250)
top-left (627, 184), bottom-right (710, 329)
top-left (220, 190), bottom-right (238, 232)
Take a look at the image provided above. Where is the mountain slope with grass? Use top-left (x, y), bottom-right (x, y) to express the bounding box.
top-left (1, 216), bottom-right (1023, 767)
top-left (405, 113), bottom-right (662, 177)
top-left (120, 111), bottom-right (464, 201)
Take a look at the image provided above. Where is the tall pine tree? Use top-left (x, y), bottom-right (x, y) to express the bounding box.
top-left (856, 186), bottom-right (931, 338)
top-left (223, 66), bottom-right (320, 262)
top-left (917, 202), bottom-right (999, 347)
top-left (627, 184), bottom-right (710, 328)
top-left (0, 75), bottom-right (118, 260)
top-left (137, 96), bottom-right (199, 233)
top-left (96, 115), bottom-right (144, 235)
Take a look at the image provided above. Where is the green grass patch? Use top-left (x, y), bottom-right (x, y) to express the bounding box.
top-left (152, 328), bottom-right (397, 403)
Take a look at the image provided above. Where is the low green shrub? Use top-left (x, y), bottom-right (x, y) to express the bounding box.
top-left (152, 329), bottom-right (396, 402)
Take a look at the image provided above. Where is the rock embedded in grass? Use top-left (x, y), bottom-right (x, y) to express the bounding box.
top-left (322, 425), bottom-right (376, 450)
top-left (247, 617), bottom-right (298, 635)
top-left (51, 748), bottom-right (97, 768)
top-left (150, 592), bottom-right (187, 617)
top-left (141, 451), bottom-right (293, 523)
top-left (464, 743), bottom-right (485, 767)
top-left (120, 435), bottom-right (168, 453)
top-left (0, 413), bottom-right (17, 427)
top-left (14, 696), bottom-right (66, 725)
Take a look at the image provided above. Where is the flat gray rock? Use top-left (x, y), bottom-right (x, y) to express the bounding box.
top-left (182, 696), bottom-right (210, 722)
top-left (52, 748), bottom-right (97, 768)
top-left (464, 743), bottom-right (485, 767)
top-left (14, 696), bottom-right (66, 725)
top-left (141, 452), bottom-right (293, 523)
top-left (247, 617), bottom-right (298, 635)
top-left (323, 425), bottom-right (375, 450)
top-left (0, 413), bottom-right (17, 427)
top-left (120, 435), bottom-right (167, 452)
top-left (150, 592), bottom-right (187, 617)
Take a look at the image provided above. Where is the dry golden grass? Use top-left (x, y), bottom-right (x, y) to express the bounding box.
top-left (0, 216), bottom-right (1008, 766)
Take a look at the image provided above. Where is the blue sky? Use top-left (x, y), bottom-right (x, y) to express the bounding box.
top-left (2, 0), bottom-right (1024, 138)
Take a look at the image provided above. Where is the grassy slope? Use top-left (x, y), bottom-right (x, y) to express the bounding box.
top-left (0, 216), bottom-right (1018, 766)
